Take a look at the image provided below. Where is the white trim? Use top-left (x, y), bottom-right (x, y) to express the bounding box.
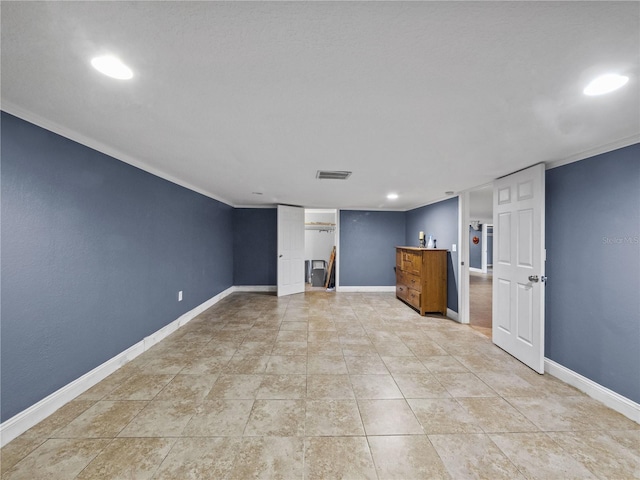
top-left (336, 286), bottom-right (396, 293)
top-left (545, 135), bottom-right (640, 170)
top-left (233, 285), bottom-right (277, 292)
top-left (0, 286), bottom-right (235, 447)
top-left (458, 191), bottom-right (470, 325)
top-left (447, 308), bottom-right (460, 322)
top-left (545, 358), bottom-right (640, 424)
top-left (469, 267), bottom-right (483, 273)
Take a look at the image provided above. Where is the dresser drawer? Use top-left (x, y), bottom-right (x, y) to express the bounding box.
top-left (400, 251), bottom-right (422, 275)
top-left (396, 284), bottom-right (421, 310)
top-left (396, 270), bottom-right (421, 293)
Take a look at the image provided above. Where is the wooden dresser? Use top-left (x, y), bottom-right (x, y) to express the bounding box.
top-left (395, 247), bottom-right (448, 316)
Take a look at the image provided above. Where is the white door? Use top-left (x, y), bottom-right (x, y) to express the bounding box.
top-left (492, 164), bottom-right (546, 373)
top-left (277, 205), bottom-right (305, 297)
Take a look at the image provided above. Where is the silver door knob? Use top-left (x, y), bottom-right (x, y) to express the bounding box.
top-left (528, 275), bottom-right (539, 282)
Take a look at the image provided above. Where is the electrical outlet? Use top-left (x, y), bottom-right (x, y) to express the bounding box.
top-left (452, 244), bottom-right (457, 252)
top-left (178, 291), bottom-right (183, 302)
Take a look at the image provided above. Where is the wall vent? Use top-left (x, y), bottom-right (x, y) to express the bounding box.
top-left (316, 170), bottom-right (352, 180)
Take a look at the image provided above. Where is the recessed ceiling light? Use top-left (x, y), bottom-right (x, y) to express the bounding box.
top-left (387, 193), bottom-right (398, 200)
top-left (583, 74), bottom-right (628, 96)
top-left (91, 55), bottom-right (133, 80)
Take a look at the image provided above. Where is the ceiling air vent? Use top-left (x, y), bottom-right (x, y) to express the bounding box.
top-left (316, 170), bottom-right (352, 180)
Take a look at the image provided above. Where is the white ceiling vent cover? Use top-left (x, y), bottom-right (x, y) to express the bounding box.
top-left (316, 170), bottom-right (352, 180)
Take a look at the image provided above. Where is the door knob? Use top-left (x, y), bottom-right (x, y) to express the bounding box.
top-left (528, 275), bottom-right (539, 282)
top-left (279, 254), bottom-right (283, 258)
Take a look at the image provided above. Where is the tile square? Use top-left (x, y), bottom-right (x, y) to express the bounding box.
top-left (235, 341), bottom-right (274, 356)
top-left (265, 355), bottom-right (307, 374)
top-left (490, 432), bottom-right (599, 479)
top-left (305, 399), bottom-right (365, 436)
top-left (54, 401), bottom-right (147, 438)
top-left (105, 374), bottom-right (175, 400)
top-left (2, 439), bottom-right (110, 480)
top-left (381, 356), bottom-right (429, 374)
top-left (228, 436), bottom-right (304, 479)
top-left (182, 399), bottom-right (254, 436)
top-left (369, 435), bottom-right (451, 479)
top-left (408, 398), bottom-right (483, 434)
top-left (304, 436), bottom-right (377, 480)
top-left (510, 395), bottom-right (640, 432)
top-left (224, 355), bottom-right (269, 374)
top-left (457, 397), bottom-right (539, 433)
top-left (118, 400), bottom-right (196, 437)
top-left (548, 430), bottom-right (640, 479)
top-left (206, 374), bottom-right (263, 399)
top-left (392, 373), bottom-right (450, 399)
top-left (350, 374), bottom-right (403, 399)
top-left (75, 437), bottom-right (174, 480)
top-left (307, 355), bottom-right (348, 374)
top-left (271, 341), bottom-right (308, 356)
top-left (429, 433), bottom-right (525, 479)
top-left (435, 372), bottom-right (497, 397)
top-left (306, 375), bottom-right (355, 399)
top-left (153, 437), bottom-right (241, 479)
top-left (256, 374), bottom-right (306, 399)
top-left (179, 355), bottom-right (231, 374)
top-left (307, 342), bottom-right (344, 355)
top-left (0, 436), bottom-right (46, 475)
top-left (244, 399), bottom-right (305, 437)
top-left (154, 374), bottom-right (218, 404)
top-left (345, 355), bottom-right (389, 374)
top-left (358, 399), bottom-right (423, 435)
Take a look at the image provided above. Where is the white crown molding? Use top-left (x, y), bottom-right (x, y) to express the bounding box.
top-left (0, 102), bottom-right (235, 207)
top-left (545, 358), bottom-right (639, 424)
top-left (0, 286), bottom-right (236, 447)
top-left (545, 135), bottom-right (640, 170)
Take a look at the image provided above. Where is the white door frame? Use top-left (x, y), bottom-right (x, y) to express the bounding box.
top-left (481, 224), bottom-right (493, 273)
top-left (458, 192), bottom-right (471, 324)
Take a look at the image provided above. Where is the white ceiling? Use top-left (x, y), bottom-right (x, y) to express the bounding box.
top-left (2, 2), bottom-right (638, 210)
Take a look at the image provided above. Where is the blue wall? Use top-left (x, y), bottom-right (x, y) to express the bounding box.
top-left (469, 226), bottom-right (482, 269)
top-left (546, 144), bottom-right (640, 403)
top-left (339, 210), bottom-right (406, 286)
top-left (1, 112), bottom-right (234, 421)
top-left (233, 208), bottom-right (277, 285)
top-left (406, 197), bottom-right (459, 312)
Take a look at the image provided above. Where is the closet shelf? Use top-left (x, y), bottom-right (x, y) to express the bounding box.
top-left (305, 222), bottom-right (336, 232)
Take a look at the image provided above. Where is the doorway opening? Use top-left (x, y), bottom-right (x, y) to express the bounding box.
top-left (468, 186), bottom-right (493, 337)
top-left (304, 209), bottom-right (337, 292)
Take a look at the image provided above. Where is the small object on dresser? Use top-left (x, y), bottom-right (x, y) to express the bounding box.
top-left (427, 235), bottom-right (434, 249)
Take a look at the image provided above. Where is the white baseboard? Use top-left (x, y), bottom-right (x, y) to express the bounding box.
top-left (0, 286), bottom-right (235, 448)
top-left (233, 285), bottom-right (277, 292)
top-left (469, 267), bottom-right (483, 273)
top-left (544, 358), bottom-right (640, 424)
top-left (336, 286), bottom-right (396, 293)
top-left (447, 308), bottom-right (460, 322)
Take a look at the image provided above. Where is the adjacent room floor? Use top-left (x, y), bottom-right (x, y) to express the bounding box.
top-left (469, 270), bottom-right (493, 338)
top-left (2, 292), bottom-right (638, 479)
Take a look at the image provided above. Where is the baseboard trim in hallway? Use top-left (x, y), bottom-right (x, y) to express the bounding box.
top-left (0, 285), bottom-right (241, 447)
top-left (544, 358), bottom-right (640, 424)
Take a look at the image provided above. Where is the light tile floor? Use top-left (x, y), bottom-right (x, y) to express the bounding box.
top-left (2, 292), bottom-right (638, 479)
